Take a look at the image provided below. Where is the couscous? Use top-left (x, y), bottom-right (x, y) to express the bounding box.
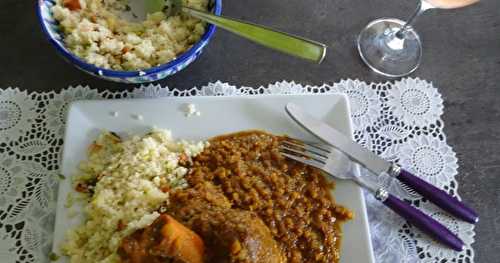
top-left (51, 0), bottom-right (209, 70)
top-left (62, 129), bottom-right (207, 263)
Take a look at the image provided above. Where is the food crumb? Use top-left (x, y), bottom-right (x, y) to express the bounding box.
top-left (132, 114), bottom-right (144, 121)
top-left (48, 252), bottom-right (60, 261)
top-left (67, 209), bottom-right (78, 219)
top-left (185, 103), bottom-right (201, 117)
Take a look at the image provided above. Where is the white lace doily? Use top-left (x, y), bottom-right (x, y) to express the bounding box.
top-left (0, 78), bottom-right (475, 263)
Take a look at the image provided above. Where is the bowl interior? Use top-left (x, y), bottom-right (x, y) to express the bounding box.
top-left (37, 0), bottom-right (221, 78)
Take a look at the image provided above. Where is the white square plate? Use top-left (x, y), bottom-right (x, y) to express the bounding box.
top-left (53, 94), bottom-right (375, 263)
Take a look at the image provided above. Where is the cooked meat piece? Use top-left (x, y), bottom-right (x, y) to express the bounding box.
top-left (118, 214), bottom-right (205, 263)
top-left (192, 209), bottom-right (286, 263)
top-left (168, 182), bottom-right (286, 263)
top-left (168, 181), bottom-right (232, 222)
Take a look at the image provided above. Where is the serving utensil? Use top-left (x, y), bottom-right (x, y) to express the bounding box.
top-left (146, 0), bottom-right (327, 63)
top-left (285, 103), bottom-right (479, 224)
top-left (279, 138), bottom-right (465, 251)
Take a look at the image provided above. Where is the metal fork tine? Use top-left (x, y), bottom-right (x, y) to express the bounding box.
top-left (281, 139), bottom-right (330, 157)
top-left (279, 151), bottom-right (325, 170)
top-left (282, 137), bottom-right (333, 154)
top-left (279, 145), bottom-right (327, 163)
top-left (302, 141), bottom-right (334, 154)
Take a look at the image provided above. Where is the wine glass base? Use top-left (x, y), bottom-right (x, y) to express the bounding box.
top-left (357, 18), bottom-right (422, 78)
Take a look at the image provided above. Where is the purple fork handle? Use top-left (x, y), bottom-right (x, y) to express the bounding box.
top-left (383, 194), bottom-right (465, 251)
top-left (397, 169), bottom-right (479, 224)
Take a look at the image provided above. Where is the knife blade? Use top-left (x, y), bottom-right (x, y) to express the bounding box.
top-left (285, 102), bottom-right (391, 176)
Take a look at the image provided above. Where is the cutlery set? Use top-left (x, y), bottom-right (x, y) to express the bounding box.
top-left (282, 103), bottom-right (478, 251)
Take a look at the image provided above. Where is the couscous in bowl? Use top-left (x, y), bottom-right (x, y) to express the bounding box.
top-left (37, 0), bottom-right (222, 83)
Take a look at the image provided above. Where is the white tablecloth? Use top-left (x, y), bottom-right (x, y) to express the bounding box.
top-left (0, 78), bottom-right (475, 262)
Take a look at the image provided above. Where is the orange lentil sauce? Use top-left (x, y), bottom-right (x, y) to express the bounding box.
top-left (187, 131), bottom-right (353, 263)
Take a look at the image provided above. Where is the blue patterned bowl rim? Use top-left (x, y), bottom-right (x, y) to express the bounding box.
top-left (36, 0), bottom-right (222, 78)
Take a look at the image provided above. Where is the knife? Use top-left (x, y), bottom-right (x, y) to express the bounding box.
top-left (285, 102), bottom-right (479, 224)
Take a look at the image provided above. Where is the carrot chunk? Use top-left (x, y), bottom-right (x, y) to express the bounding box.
top-left (63, 0), bottom-right (81, 11)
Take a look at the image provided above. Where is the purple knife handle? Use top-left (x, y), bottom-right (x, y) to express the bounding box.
top-left (396, 168), bottom-right (479, 224)
top-left (379, 192), bottom-right (465, 251)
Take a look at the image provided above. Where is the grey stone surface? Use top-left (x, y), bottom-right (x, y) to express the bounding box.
top-left (1, 0), bottom-right (499, 261)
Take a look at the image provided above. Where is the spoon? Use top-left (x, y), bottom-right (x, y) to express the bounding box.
top-left (146, 0), bottom-right (327, 64)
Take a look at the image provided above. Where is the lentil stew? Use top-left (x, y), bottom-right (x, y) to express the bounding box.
top-left (185, 131), bottom-right (353, 263)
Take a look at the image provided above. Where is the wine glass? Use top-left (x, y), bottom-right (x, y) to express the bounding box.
top-left (357, 0), bottom-right (479, 77)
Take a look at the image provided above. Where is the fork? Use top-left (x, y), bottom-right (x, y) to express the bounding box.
top-left (279, 138), bottom-right (465, 251)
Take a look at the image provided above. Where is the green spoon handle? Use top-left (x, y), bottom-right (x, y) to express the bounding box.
top-left (182, 7), bottom-right (327, 64)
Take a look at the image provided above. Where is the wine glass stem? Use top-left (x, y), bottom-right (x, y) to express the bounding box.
top-left (396, 0), bottom-right (431, 39)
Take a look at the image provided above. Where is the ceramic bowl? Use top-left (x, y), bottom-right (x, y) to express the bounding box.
top-left (37, 0), bottom-right (222, 83)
